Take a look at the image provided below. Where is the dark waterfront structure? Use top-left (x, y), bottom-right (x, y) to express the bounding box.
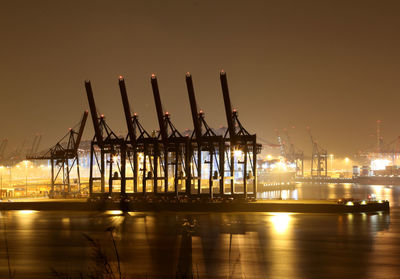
top-left (26, 111), bottom-right (88, 196)
top-left (85, 71), bottom-right (261, 199)
top-left (0, 199), bottom-right (390, 213)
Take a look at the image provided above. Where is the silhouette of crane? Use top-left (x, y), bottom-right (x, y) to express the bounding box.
top-left (27, 111), bottom-right (88, 197)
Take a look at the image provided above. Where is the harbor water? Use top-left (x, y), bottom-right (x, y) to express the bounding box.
top-left (0, 183), bottom-right (399, 278)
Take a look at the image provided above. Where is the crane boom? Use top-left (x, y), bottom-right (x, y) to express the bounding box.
top-left (73, 110), bottom-right (88, 153)
top-left (307, 126), bottom-right (315, 146)
top-left (219, 70), bottom-right (235, 141)
top-left (185, 72), bottom-right (202, 143)
top-left (84, 81), bottom-right (103, 146)
top-left (30, 135), bottom-right (38, 156)
top-left (119, 77), bottom-right (137, 146)
top-left (34, 134), bottom-right (42, 154)
top-left (151, 74), bottom-right (168, 142)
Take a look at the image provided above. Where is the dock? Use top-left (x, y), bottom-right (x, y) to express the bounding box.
top-left (0, 199), bottom-right (390, 213)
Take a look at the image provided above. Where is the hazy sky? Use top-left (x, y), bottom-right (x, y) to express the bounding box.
top-left (0, 0), bottom-right (399, 157)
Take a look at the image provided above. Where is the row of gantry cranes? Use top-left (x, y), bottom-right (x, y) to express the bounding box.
top-left (28, 71), bottom-right (262, 199)
top-left (0, 135), bottom-right (42, 166)
top-left (26, 70), bottom-right (333, 199)
top-left (274, 125), bottom-right (328, 178)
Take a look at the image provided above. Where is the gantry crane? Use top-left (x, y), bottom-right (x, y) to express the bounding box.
top-left (28, 134), bottom-right (42, 157)
top-left (307, 127), bottom-right (327, 177)
top-left (220, 70), bottom-right (261, 197)
top-left (0, 139), bottom-right (8, 163)
top-left (283, 128), bottom-right (304, 177)
top-left (6, 140), bottom-right (26, 166)
top-left (150, 74), bottom-right (189, 196)
top-left (85, 81), bottom-right (126, 197)
top-left (274, 129), bottom-right (287, 159)
top-left (27, 111), bottom-right (88, 197)
top-left (186, 72), bottom-right (225, 197)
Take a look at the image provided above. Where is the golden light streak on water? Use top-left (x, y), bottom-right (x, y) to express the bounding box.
top-left (105, 210), bottom-right (123, 215)
top-left (270, 213), bottom-right (293, 234)
top-left (17, 210), bottom-right (38, 215)
top-left (266, 212), bottom-right (297, 279)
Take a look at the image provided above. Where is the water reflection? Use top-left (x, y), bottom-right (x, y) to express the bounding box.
top-left (104, 210), bottom-right (124, 215)
top-left (0, 183), bottom-right (398, 278)
top-left (258, 183), bottom-right (400, 206)
top-left (270, 213), bottom-right (293, 234)
top-left (16, 210), bottom-right (38, 215)
top-left (266, 213), bottom-right (296, 279)
top-left (0, 208), bottom-right (394, 278)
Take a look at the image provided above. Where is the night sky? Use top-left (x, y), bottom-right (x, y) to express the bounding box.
top-left (1, 0), bottom-right (399, 157)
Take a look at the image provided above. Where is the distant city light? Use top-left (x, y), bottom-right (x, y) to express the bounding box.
top-left (371, 159), bottom-right (391, 171)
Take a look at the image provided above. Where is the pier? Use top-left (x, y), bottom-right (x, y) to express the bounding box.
top-left (0, 198), bottom-right (390, 213)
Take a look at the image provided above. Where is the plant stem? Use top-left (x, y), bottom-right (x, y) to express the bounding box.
top-left (110, 230), bottom-right (121, 279)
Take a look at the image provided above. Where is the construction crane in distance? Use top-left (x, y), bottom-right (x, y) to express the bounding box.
top-left (283, 127), bottom-right (304, 177)
top-left (6, 140), bottom-right (26, 166)
top-left (274, 129), bottom-right (287, 158)
top-left (0, 139), bottom-right (8, 163)
top-left (307, 126), bottom-right (327, 178)
top-left (27, 134), bottom-right (42, 157)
